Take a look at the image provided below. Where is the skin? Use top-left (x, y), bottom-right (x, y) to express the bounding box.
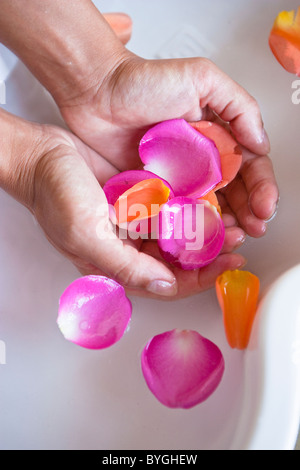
top-left (0, 1), bottom-right (279, 300)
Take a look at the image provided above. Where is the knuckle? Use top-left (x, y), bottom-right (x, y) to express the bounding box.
top-left (113, 257), bottom-right (138, 288)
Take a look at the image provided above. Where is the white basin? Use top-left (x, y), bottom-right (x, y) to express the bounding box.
top-left (0, 0), bottom-right (299, 450)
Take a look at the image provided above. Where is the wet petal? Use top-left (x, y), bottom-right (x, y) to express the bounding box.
top-left (141, 329), bottom-right (225, 409)
top-left (215, 270), bottom-right (260, 349)
top-left (57, 275), bottom-right (132, 350)
top-left (269, 8), bottom-right (300, 75)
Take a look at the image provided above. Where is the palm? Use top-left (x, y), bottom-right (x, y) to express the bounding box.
top-left (59, 56), bottom-right (277, 239)
top-left (31, 124), bottom-right (246, 300)
top-left (59, 57), bottom-right (208, 172)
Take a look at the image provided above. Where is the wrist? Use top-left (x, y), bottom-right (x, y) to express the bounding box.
top-left (0, 0), bottom-right (130, 106)
top-left (0, 109), bottom-right (45, 209)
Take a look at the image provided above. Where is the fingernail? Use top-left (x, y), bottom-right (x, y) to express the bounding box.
top-left (258, 128), bottom-right (270, 153)
top-left (234, 233), bottom-right (246, 249)
top-left (237, 257), bottom-right (248, 269)
top-left (265, 197), bottom-right (280, 222)
top-left (147, 279), bottom-right (178, 297)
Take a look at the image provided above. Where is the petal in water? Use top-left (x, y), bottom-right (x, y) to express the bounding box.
top-left (141, 329), bottom-right (225, 409)
top-left (216, 270), bottom-right (260, 349)
top-left (57, 276), bottom-right (132, 350)
top-left (269, 8), bottom-right (300, 76)
top-left (157, 197), bottom-right (225, 270)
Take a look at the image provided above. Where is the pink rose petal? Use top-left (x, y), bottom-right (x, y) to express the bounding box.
top-left (139, 119), bottom-right (222, 198)
top-left (103, 170), bottom-right (174, 206)
top-left (57, 276), bottom-right (132, 350)
top-left (157, 197), bottom-right (225, 270)
top-left (103, 170), bottom-right (175, 235)
top-left (141, 329), bottom-right (225, 409)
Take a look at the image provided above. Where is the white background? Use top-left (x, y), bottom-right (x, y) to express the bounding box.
top-left (0, 0), bottom-right (299, 450)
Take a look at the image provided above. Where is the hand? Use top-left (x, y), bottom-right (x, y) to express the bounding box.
top-left (59, 52), bottom-right (278, 237)
top-left (0, 3), bottom-right (279, 299)
top-left (0, 109), bottom-right (246, 300)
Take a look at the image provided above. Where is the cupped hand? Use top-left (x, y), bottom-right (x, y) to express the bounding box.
top-left (57, 24), bottom-right (279, 242)
top-left (28, 123), bottom-right (246, 300)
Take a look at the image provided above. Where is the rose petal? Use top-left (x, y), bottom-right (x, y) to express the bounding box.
top-left (216, 270), bottom-right (260, 350)
top-left (139, 119), bottom-right (222, 197)
top-left (114, 178), bottom-right (171, 224)
top-left (57, 276), bottom-right (132, 350)
top-left (269, 8), bottom-right (300, 76)
top-left (157, 197), bottom-right (225, 270)
top-left (141, 329), bottom-right (225, 409)
top-left (190, 121), bottom-right (242, 190)
top-left (103, 170), bottom-right (174, 206)
top-left (103, 170), bottom-right (175, 234)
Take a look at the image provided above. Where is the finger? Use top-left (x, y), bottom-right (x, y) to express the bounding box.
top-left (222, 226), bottom-right (246, 253)
top-left (177, 252), bottom-right (247, 298)
top-left (240, 148), bottom-right (279, 221)
top-left (138, 233), bottom-right (246, 300)
top-left (34, 143), bottom-right (178, 298)
top-left (221, 175), bottom-right (267, 237)
top-left (102, 12), bottom-right (133, 45)
top-left (217, 192), bottom-right (238, 226)
top-left (132, 247), bottom-right (246, 300)
top-left (198, 59), bottom-right (270, 156)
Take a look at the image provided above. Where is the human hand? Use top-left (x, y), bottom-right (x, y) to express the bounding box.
top-left (0, 1), bottom-right (278, 238)
top-left (0, 2), bottom-right (279, 299)
top-left (59, 52), bottom-right (278, 240)
top-left (0, 109), bottom-right (247, 299)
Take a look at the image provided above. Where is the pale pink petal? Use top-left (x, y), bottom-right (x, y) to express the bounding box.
top-left (57, 276), bottom-right (132, 350)
top-left (141, 329), bottom-right (225, 409)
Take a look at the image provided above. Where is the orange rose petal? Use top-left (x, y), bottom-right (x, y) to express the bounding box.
top-left (114, 178), bottom-right (170, 224)
top-left (190, 121), bottom-right (242, 190)
top-left (216, 270), bottom-right (260, 350)
top-left (199, 190), bottom-right (221, 216)
top-left (269, 8), bottom-right (300, 75)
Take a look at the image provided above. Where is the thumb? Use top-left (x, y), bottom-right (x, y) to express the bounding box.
top-left (33, 140), bottom-right (177, 298)
top-left (82, 226), bottom-right (178, 297)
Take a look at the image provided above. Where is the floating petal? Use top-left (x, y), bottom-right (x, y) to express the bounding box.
top-left (216, 270), bottom-right (260, 349)
top-left (269, 8), bottom-right (300, 75)
top-left (57, 276), bottom-right (132, 350)
top-left (141, 329), bottom-right (225, 409)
